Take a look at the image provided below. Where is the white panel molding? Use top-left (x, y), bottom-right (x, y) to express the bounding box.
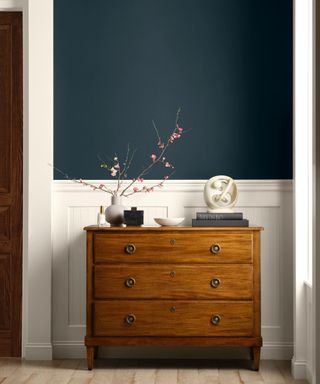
top-left (52, 179), bottom-right (293, 360)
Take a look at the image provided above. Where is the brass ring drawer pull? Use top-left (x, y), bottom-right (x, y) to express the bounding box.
top-left (125, 243), bottom-right (136, 254)
top-left (125, 314), bottom-right (136, 325)
top-left (210, 278), bottom-right (221, 288)
top-left (210, 243), bottom-right (221, 254)
top-left (125, 277), bottom-right (136, 288)
top-left (211, 314), bottom-right (221, 325)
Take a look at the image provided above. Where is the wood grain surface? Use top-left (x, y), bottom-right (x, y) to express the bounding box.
top-left (85, 227), bottom-right (262, 370)
top-left (0, 358), bottom-right (308, 384)
top-left (93, 231), bottom-right (253, 264)
top-left (0, 12), bottom-right (23, 357)
top-left (93, 300), bottom-right (254, 337)
top-left (94, 264), bottom-right (253, 300)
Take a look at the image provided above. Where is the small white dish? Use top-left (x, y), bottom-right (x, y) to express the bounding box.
top-left (154, 217), bottom-right (185, 227)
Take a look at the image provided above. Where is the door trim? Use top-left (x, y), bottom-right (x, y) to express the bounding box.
top-left (0, 0), bottom-right (53, 359)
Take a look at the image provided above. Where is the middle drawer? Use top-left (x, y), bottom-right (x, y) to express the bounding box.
top-left (94, 264), bottom-right (253, 300)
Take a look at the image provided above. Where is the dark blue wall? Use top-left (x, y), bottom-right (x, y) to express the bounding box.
top-left (54, 0), bottom-right (292, 180)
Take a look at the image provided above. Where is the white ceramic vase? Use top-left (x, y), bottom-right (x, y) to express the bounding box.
top-left (105, 195), bottom-right (127, 227)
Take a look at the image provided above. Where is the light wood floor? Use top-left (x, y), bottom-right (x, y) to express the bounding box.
top-left (0, 358), bottom-right (309, 384)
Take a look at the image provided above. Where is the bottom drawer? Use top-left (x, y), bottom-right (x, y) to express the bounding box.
top-left (93, 300), bottom-right (253, 337)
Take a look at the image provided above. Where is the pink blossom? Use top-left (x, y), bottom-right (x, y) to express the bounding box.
top-left (173, 133), bottom-right (181, 139)
top-left (133, 187), bottom-right (139, 192)
top-left (151, 154), bottom-right (157, 161)
top-left (165, 162), bottom-right (171, 167)
top-left (138, 178), bottom-right (144, 182)
top-left (164, 175), bottom-right (169, 180)
top-left (110, 167), bottom-right (117, 177)
top-left (177, 126), bottom-right (183, 133)
top-left (169, 136), bottom-right (174, 143)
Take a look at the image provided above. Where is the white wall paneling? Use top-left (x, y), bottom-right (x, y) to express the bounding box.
top-left (52, 179), bottom-right (293, 359)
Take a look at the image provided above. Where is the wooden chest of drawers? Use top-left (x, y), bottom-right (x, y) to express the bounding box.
top-left (84, 226), bottom-right (262, 370)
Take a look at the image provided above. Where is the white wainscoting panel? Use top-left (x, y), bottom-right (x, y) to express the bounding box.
top-left (52, 180), bottom-right (293, 359)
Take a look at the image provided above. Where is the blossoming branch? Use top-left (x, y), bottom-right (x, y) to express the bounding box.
top-left (54, 109), bottom-right (186, 197)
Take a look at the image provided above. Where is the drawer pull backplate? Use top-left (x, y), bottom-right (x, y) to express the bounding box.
top-left (211, 314), bottom-right (221, 325)
top-left (210, 278), bottom-right (221, 288)
top-left (125, 277), bottom-right (136, 288)
top-left (210, 244), bottom-right (221, 254)
top-left (125, 244), bottom-right (136, 254)
top-left (125, 314), bottom-right (136, 325)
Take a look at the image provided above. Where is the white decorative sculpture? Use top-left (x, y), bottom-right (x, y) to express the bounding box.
top-left (204, 175), bottom-right (238, 213)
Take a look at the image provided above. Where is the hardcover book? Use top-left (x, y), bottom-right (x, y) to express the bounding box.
top-left (196, 212), bottom-right (243, 220)
top-left (192, 219), bottom-right (249, 227)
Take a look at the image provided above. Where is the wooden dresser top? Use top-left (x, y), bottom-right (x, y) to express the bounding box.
top-left (84, 226), bottom-right (263, 232)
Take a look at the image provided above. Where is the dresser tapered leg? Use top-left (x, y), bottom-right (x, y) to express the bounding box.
top-left (251, 346), bottom-right (261, 371)
top-left (87, 346), bottom-right (94, 370)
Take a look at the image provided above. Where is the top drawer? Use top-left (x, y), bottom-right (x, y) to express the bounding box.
top-left (93, 232), bottom-right (253, 264)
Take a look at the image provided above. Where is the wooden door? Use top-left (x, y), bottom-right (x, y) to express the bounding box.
top-left (0, 12), bottom-right (22, 357)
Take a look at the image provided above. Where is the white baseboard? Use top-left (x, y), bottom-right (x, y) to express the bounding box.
top-left (52, 341), bottom-right (293, 361)
top-left (53, 341), bottom-right (86, 359)
top-left (291, 358), bottom-right (307, 380)
top-left (25, 343), bottom-right (53, 360)
top-left (306, 364), bottom-right (313, 384)
top-left (261, 342), bottom-right (293, 360)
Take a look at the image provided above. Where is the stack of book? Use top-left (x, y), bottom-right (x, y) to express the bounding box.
top-left (192, 212), bottom-right (249, 227)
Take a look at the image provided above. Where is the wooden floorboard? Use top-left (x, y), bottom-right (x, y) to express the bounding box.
top-left (0, 358), bottom-right (309, 384)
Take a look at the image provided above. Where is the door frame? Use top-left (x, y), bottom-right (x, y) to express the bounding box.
top-left (0, 0), bottom-right (53, 359)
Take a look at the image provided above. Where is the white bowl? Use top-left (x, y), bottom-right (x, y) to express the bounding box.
top-left (154, 217), bottom-right (185, 227)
